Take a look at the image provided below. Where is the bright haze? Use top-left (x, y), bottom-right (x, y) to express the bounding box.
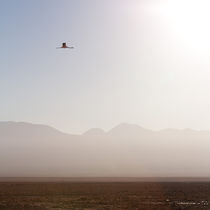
top-left (1, 1), bottom-right (210, 176)
top-left (1, 121), bottom-right (210, 177)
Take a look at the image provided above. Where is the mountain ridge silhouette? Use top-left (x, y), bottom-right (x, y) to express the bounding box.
top-left (0, 121), bottom-right (210, 177)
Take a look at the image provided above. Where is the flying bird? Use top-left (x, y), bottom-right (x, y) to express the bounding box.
top-left (56, 42), bottom-right (74, 49)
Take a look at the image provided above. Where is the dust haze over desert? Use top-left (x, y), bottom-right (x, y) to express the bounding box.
top-left (1, 0), bottom-right (210, 178)
top-left (0, 121), bottom-right (210, 177)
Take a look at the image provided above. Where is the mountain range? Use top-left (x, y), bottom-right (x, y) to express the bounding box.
top-left (0, 121), bottom-right (210, 177)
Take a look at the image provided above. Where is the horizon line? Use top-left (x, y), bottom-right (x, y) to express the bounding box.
top-left (0, 120), bottom-right (210, 135)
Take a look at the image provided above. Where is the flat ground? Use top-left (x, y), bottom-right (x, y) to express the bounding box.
top-left (0, 182), bottom-right (209, 209)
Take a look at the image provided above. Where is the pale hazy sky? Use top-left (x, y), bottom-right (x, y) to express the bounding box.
top-left (1, 0), bottom-right (210, 134)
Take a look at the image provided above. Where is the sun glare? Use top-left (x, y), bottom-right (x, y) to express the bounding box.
top-left (164, 0), bottom-right (210, 52)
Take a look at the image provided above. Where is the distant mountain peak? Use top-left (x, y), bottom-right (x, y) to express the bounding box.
top-left (0, 121), bottom-right (67, 137)
top-left (112, 122), bottom-right (145, 129)
top-left (83, 128), bottom-right (106, 136)
top-left (108, 123), bottom-right (150, 138)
